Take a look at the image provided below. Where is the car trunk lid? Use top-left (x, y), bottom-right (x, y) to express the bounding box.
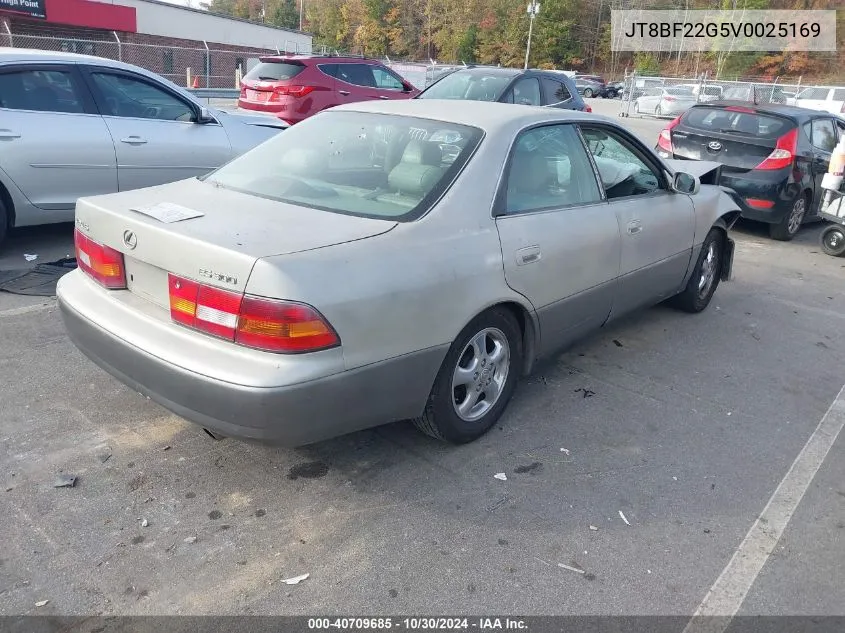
top-left (240, 59), bottom-right (306, 102)
top-left (75, 178), bottom-right (397, 308)
top-left (671, 105), bottom-right (797, 173)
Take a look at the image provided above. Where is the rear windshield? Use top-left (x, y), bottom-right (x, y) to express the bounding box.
top-left (419, 71), bottom-right (513, 101)
top-left (204, 111), bottom-right (483, 222)
top-left (243, 62), bottom-right (304, 82)
top-left (682, 107), bottom-right (793, 138)
top-left (667, 87), bottom-right (694, 96)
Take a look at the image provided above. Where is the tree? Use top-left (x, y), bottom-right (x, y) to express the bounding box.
top-left (271, 0), bottom-right (300, 30)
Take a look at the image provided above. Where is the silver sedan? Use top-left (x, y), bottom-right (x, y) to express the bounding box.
top-left (0, 49), bottom-right (286, 245)
top-left (635, 87), bottom-right (698, 117)
top-left (58, 100), bottom-right (742, 446)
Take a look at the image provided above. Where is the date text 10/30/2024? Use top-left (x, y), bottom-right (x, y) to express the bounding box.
top-left (307, 618), bottom-right (529, 630)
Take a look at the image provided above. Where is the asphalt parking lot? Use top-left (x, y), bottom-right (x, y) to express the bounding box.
top-left (1, 98), bottom-right (844, 618)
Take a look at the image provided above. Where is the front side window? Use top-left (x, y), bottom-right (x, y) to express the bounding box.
top-left (372, 67), bottom-right (404, 90)
top-left (505, 77), bottom-right (541, 106)
top-left (205, 111), bottom-right (483, 222)
top-left (580, 127), bottom-right (662, 199)
top-left (0, 69), bottom-right (85, 113)
top-left (90, 72), bottom-right (194, 121)
top-left (798, 87), bottom-right (828, 100)
top-left (503, 124), bottom-right (602, 214)
top-left (810, 118), bottom-right (836, 152)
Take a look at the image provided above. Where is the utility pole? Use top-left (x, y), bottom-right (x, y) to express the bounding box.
top-left (299, 0), bottom-right (304, 30)
top-left (524, 0), bottom-right (540, 70)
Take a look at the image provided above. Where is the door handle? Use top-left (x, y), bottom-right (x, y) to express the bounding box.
top-left (338, 90), bottom-right (350, 96)
top-left (120, 136), bottom-right (148, 145)
top-left (379, 95), bottom-right (390, 100)
top-left (627, 219), bottom-right (643, 235)
top-left (516, 245), bottom-right (541, 266)
top-left (0, 129), bottom-right (21, 139)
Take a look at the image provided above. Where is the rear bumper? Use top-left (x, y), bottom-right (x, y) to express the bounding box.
top-left (57, 271), bottom-right (446, 446)
top-left (718, 170), bottom-right (799, 224)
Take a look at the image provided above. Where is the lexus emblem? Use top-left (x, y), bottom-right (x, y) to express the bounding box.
top-left (707, 141), bottom-right (723, 151)
top-left (123, 230), bottom-right (137, 250)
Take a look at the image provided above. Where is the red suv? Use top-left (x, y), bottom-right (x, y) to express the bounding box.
top-left (238, 55), bottom-right (420, 124)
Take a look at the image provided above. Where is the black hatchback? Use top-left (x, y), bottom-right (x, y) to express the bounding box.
top-left (415, 67), bottom-right (589, 112)
top-left (655, 102), bottom-right (845, 240)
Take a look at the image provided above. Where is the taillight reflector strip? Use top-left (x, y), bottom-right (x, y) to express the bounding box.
top-left (746, 198), bottom-right (775, 209)
top-left (74, 228), bottom-right (127, 289)
top-left (167, 273), bottom-right (339, 353)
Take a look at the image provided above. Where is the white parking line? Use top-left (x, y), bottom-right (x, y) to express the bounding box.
top-left (683, 383), bottom-right (845, 633)
top-left (0, 302), bottom-right (55, 318)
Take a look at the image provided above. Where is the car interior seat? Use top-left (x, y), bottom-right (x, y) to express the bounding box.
top-left (387, 139), bottom-right (444, 198)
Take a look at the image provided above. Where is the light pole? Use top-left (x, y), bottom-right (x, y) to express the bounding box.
top-left (299, 0), bottom-right (304, 30)
top-left (524, 1), bottom-right (540, 70)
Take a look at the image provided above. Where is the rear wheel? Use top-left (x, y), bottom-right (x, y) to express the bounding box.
top-left (584, 88), bottom-right (594, 98)
top-left (671, 228), bottom-right (724, 313)
top-left (769, 193), bottom-right (808, 241)
top-left (414, 308), bottom-right (522, 443)
top-left (820, 225), bottom-right (845, 257)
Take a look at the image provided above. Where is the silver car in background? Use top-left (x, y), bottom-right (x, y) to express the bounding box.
top-left (58, 100), bottom-right (742, 447)
top-left (0, 49), bottom-right (287, 245)
top-left (635, 87), bottom-right (698, 117)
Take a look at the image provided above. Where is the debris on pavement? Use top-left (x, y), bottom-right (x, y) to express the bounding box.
top-left (282, 573), bottom-right (310, 585)
top-left (560, 448), bottom-right (570, 455)
top-left (34, 600), bottom-right (49, 607)
top-left (557, 562), bottom-right (585, 575)
top-left (184, 536), bottom-right (197, 544)
top-left (53, 474), bottom-right (77, 488)
top-left (493, 473), bottom-right (507, 481)
top-left (589, 525), bottom-right (599, 531)
top-left (574, 387), bottom-right (595, 398)
top-left (24, 254), bottom-right (38, 262)
top-left (140, 519), bottom-right (149, 528)
top-left (613, 339), bottom-right (623, 347)
top-left (163, 446), bottom-right (171, 451)
top-left (618, 510), bottom-right (631, 526)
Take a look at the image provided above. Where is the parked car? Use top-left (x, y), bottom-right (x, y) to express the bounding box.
top-left (721, 83), bottom-right (787, 104)
top-left (655, 101), bottom-right (845, 240)
top-left (605, 81), bottom-right (624, 99)
top-left (416, 67), bottom-right (589, 112)
top-left (58, 100), bottom-right (741, 446)
top-left (626, 77), bottom-right (665, 100)
top-left (238, 54), bottom-right (420, 124)
top-left (0, 48), bottom-right (286, 247)
top-left (635, 87), bottom-right (698, 117)
top-left (575, 77), bottom-right (606, 98)
top-left (676, 83), bottom-right (724, 103)
top-left (793, 86), bottom-right (845, 115)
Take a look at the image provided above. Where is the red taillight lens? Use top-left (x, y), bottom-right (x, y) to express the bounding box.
top-left (167, 274), bottom-right (339, 353)
top-left (840, 102), bottom-right (845, 114)
top-left (657, 115), bottom-right (682, 154)
top-left (271, 85), bottom-right (315, 100)
top-left (754, 127), bottom-right (798, 171)
top-left (74, 228), bottom-right (126, 289)
top-left (239, 84), bottom-right (247, 98)
top-left (236, 297), bottom-right (339, 353)
top-left (746, 198), bottom-right (775, 209)
top-left (584, 104), bottom-right (592, 113)
top-left (664, 95), bottom-right (676, 102)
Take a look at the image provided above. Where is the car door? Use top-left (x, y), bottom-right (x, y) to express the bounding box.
top-left (81, 66), bottom-right (233, 192)
top-left (579, 124), bottom-right (695, 318)
top-left (494, 123), bottom-right (621, 356)
top-left (371, 66), bottom-right (413, 100)
top-left (502, 76), bottom-right (542, 106)
top-left (333, 63), bottom-right (379, 103)
top-left (806, 117), bottom-right (837, 213)
top-left (0, 64), bottom-right (116, 212)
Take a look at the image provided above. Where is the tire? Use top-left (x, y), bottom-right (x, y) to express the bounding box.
top-left (0, 196), bottom-right (7, 247)
top-left (584, 88), bottom-right (593, 98)
top-left (656, 105), bottom-right (663, 116)
top-left (671, 228), bottom-right (724, 313)
top-left (414, 308), bottom-right (523, 443)
top-left (769, 193), bottom-right (808, 241)
top-left (820, 225), bottom-right (845, 257)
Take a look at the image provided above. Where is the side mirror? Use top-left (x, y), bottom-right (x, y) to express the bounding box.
top-left (402, 80), bottom-right (414, 92)
top-left (672, 171), bottom-right (699, 195)
top-left (196, 106), bottom-right (216, 124)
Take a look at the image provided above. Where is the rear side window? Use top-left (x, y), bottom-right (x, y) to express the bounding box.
top-left (682, 107), bottom-right (793, 139)
top-left (798, 87), bottom-right (828, 100)
top-left (833, 89), bottom-right (845, 101)
top-left (506, 77), bottom-right (541, 106)
top-left (0, 69), bottom-right (85, 113)
top-left (243, 62), bottom-right (304, 82)
top-left (335, 63), bottom-right (376, 87)
top-left (541, 77), bottom-right (572, 103)
top-left (810, 119), bottom-right (836, 152)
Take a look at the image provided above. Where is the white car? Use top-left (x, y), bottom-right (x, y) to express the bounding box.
top-left (676, 83), bottom-right (723, 103)
top-left (635, 87), bottom-right (698, 117)
top-left (794, 86), bottom-right (845, 115)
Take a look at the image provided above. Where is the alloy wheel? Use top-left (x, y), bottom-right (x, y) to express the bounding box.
top-left (451, 327), bottom-right (511, 422)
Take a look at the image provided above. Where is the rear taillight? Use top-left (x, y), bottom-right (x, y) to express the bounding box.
top-left (74, 228), bottom-right (126, 289)
top-left (271, 85), bottom-right (316, 100)
top-left (584, 104), bottom-right (592, 113)
top-left (754, 127), bottom-right (798, 170)
top-left (746, 198), bottom-right (775, 209)
top-left (239, 84), bottom-right (247, 98)
top-left (664, 95), bottom-right (676, 102)
top-left (167, 274), bottom-right (339, 353)
top-left (657, 115), bottom-right (682, 154)
top-left (840, 101), bottom-right (845, 114)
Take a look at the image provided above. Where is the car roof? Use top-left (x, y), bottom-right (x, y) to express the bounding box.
top-left (259, 54), bottom-right (384, 64)
top-left (329, 98), bottom-right (607, 132)
top-left (690, 100), bottom-right (834, 121)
